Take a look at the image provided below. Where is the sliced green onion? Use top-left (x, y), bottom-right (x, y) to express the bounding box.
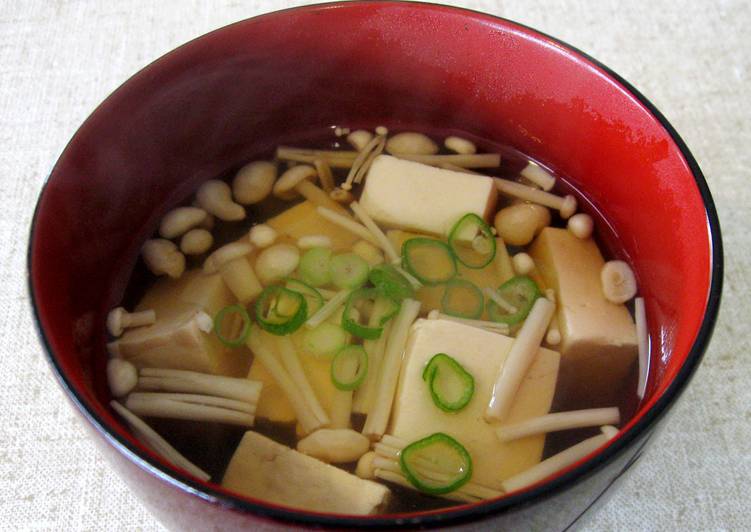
top-left (331, 345), bottom-right (368, 390)
top-left (303, 322), bottom-right (348, 358)
top-left (487, 275), bottom-right (541, 326)
top-left (299, 247), bottom-right (333, 287)
top-left (401, 238), bottom-right (457, 286)
top-left (369, 263), bottom-right (415, 302)
top-left (254, 285), bottom-right (308, 335)
top-left (447, 213), bottom-right (496, 269)
top-left (422, 353), bottom-right (475, 413)
top-left (440, 279), bottom-right (484, 319)
top-left (342, 288), bottom-right (400, 340)
top-left (285, 278), bottom-right (324, 317)
top-left (213, 305), bottom-right (251, 347)
top-left (399, 433), bottom-right (473, 495)
top-left (329, 252), bottom-right (370, 289)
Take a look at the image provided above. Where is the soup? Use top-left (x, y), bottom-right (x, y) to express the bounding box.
top-left (105, 127), bottom-right (647, 515)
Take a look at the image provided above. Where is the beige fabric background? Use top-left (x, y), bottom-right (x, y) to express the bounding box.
top-left (1, 1), bottom-right (748, 530)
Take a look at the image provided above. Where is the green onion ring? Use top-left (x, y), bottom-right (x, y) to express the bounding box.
top-left (254, 285), bottom-right (308, 336)
top-left (213, 305), bottom-right (251, 347)
top-left (399, 433), bottom-right (473, 495)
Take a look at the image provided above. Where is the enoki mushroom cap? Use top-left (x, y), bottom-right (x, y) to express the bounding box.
top-left (560, 194), bottom-right (578, 219)
top-left (600, 260), bottom-right (637, 303)
top-left (204, 242), bottom-right (253, 272)
top-left (567, 213), bottom-right (594, 239)
top-left (107, 358), bottom-right (138, 397)
top-left (248, 224), bottom-right (278, 248)
top-left (273, 165), bottom-right (317, 198)
top-left (106, 307), bottom-right (127, 337)
top-left (159, 207), bottom-right (207, 239)
top-left (233, 160), bottom-right (277, 205)
top-left (196, 179), bottom-right (246, 221)
top-left (142, 239), bottom-right (185, 278)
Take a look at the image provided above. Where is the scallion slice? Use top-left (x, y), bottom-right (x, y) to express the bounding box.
top-left (254, 285), bottom-right (308, 335)
top-left (448, 213), bottom-right (496, 269)
top-left (369, 263), bottom-right (415, 302)
top-left (440, 279), bottom-right (484, 319)
top-left (399, 433), bottom-right (473, 495)
top-left (329, 252), bottom-right (370, 289)
top-left (285, 278), bottom-right (324, 317)
top-left (303, 322), bottom-right (348, 358)
top-left (487, 275), bottom-right (541, 326)
top-left (299, 247), bottom-right (333, 287)
top-left (422, 353), bottom-right (474, 412)
top-left (401, 238), bottom-right (457, 286)
top-left (330, 345), bottom-right (368, 391)
top-left (213, 305), bottom-right (251, 347)
top-left (342, 288), bottom-right (400, 339)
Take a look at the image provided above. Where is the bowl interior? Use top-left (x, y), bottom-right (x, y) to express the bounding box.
top-left (29, 1), bottom-right (718, 524)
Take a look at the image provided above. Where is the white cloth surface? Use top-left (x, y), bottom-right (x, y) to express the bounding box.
top-left (0, 1), bottom-right (748, 530)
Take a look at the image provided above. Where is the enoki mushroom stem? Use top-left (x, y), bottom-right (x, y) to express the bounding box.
top-left (350, 201), bottom-right (399, 262)
top-left (246, 326), bottom-right (324, 435)
top-left (520, 162), bottom-right (556, 191)
top-left (275, 335), bottom-right (330, 426)
top-left (305, 289), bottom-right (351, 329)
top-left (483, 287), bottom-right (518, 314)
top-left (501, 432), bottom-right (615, 493)
top-left (295, 179), bottom-right (350, 215)
top-left (494, 177), bottom-right (577, 219)
top-left (111, 401), bottom-right (210, 481)
top-left (485, 297), bottom-right (555, 423)
top-left (352, 298), bottom-right (394, 414)
top-left (315, 206), bottom-right (380, 246)
top-left (427, 310), bottom-right (510, 334)
top-left (362, 298), bottom-right (421, 439)
top-left (276, 146), bottom-right (358, 168)
top-left (495, 407), bottom-right (620, 442)
top-left (138, 368), bottom-right (262, 403)
top-left (342, 134), bottom-right (385, 191)
top-left (400, 153), bottom-right (501, 168)
top-left (125, 392), bottom-right (256, 427)
top-left (373, 435), bottom-right (503, 502)
top-left (313, 159), bottom-right (335, 192)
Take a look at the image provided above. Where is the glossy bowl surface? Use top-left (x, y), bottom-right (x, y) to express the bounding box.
top-left (29, 2), bottom-right (721, 529)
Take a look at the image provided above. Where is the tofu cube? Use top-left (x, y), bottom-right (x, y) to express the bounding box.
top-left (387, 230), bottom-right (514, 315)
top-left (222, 431), bottom-right (390, 514)
top-left (248, 311), bottom-right (344, 424)
top-left (113, 271), bottom-right (249, 377)
top-left (529, 227), bottom-right (637, 406)
top-left (247, 336), bottom-right (337, 424)
top-left (389, 319), bottom-right (560, 489)
top-left (360, 155), bottom-right (497, 236)
top-left (266, 200), bottom-right (359, 251)
top-left (136, 269), bottom-right (232, 318)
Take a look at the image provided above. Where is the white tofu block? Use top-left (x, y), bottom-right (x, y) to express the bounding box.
top-left (222, 431), bottom-right (390, 514)
top-left (359, 155), bottom-right (497, 236)
top-left (389, 319), bottom-right (560, 490)
top-left (529, 228), bottom-right (637, 406)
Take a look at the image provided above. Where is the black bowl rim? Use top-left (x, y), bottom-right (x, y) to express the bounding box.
top-left (27, 1), bottom-right (723, 529)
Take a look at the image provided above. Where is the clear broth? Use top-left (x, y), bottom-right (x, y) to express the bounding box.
top-left (118, 128), bottom-right (641, 514)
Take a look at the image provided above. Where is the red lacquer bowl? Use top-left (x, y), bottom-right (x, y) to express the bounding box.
top-left (28, 2), bottom-right (722, 529)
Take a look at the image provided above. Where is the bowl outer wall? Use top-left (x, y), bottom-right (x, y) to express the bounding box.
top-left (28, 1), bottom-right (722, 529)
